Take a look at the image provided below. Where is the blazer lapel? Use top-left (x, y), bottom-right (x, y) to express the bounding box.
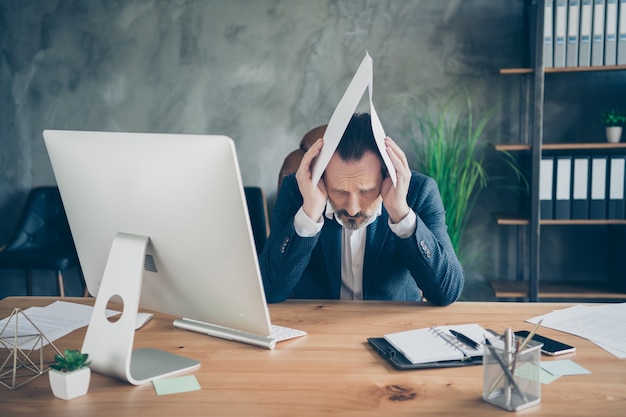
top-left (320, 220), bottom-right (343, 298)
top-left (363, 213), bottom-right (389, 297)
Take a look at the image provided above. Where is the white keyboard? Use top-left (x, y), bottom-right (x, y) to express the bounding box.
top-left (173, 318), bottom-right (306, 349)
top-left (270, 324), bottom-right (307, 342)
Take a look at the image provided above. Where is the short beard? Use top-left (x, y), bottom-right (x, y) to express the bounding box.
top-left (335, 210), bottom-right (370, 231)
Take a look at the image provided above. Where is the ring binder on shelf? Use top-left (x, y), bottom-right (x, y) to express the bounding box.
top-left (545, 0), bottom-right (555, 68)
top-left (592, 0), bottom-right (606, 66)
top-left (618, 0), bottom-right (626, 64)
top-left (555, 157), bottom-right (573, 219)
top-left (608, 156), bottom-right (625, 219)
top-left (572, 157), bottom-right (590, 219)
top-left (579, 0), bottom-right (594, 66)
top-left (540, 157), bottom-right (555, 219)
top-left (566, 0), bottom-right (581, 67)
top-left (605, 0), bottom-right (619, 65)
top-left (555, 0), bottom-right (569, 67)
top-left (590, 156), bottom-right (608, 219)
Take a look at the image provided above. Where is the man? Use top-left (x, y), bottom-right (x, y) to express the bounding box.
top-left (259, 113), bottom-right (464, 306)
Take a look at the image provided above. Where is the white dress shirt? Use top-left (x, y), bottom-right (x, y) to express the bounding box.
top-left (293, 201), bottom-right (417, 300)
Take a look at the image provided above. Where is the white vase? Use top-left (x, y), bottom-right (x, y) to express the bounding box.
top-left (49, 367), bottom-right (91, 400)
top-left (606, 126), bottom-right (623, 143)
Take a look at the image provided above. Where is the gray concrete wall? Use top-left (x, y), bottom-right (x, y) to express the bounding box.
top-left (5, 0), bottom-right (617, 298)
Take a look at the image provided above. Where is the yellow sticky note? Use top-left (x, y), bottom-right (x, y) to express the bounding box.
top-left (541, 359), bottom-right (591, 377)
top-left (515, 362), bottom-right (561, 385)
top-left (153, 375), bottom-right (201, 395)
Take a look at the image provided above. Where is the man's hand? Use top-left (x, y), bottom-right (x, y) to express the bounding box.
top-left (381, 137), bottom-right (411, 224)
top-left (295, 138), bottom-right (328, 221)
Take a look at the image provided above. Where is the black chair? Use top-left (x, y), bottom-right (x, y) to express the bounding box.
top-left (244, 186), bottom-right (270, 255)
top-left (0, 186), bottom-right (81, 296)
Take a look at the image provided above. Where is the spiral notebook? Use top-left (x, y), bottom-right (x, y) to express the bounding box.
top-left (368, 324), bottom-right (486, 369)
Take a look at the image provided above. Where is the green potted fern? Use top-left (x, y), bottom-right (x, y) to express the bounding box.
top-left (407, 86), bottom-right (526, 267)
top-left (49, 349), bottom-right (91, 400)
top-left (409, 87), bottom-right (490, 261)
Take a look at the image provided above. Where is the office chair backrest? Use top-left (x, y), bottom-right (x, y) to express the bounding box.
top-left (4, 186), bottom-right (75, 252)
top-left (244, 186), bottom-right (269, 255)
top-left (277, 125), bottom-right (327, 192)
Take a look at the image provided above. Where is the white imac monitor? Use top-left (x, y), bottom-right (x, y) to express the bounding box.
top-left (43, 130), bottom-right (276, 385)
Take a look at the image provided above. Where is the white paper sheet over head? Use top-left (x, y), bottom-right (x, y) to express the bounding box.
top-left (311, 52), bottom-right (396, 187)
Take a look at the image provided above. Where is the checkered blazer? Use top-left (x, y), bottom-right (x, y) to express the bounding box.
top-left (259, 171), bottom-right (464, 306)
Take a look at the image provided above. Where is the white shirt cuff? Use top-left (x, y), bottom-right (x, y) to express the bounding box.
top-left (388, 210), bottom-right (416, 238)
top-left (294, 207), bottom-right (323, 237)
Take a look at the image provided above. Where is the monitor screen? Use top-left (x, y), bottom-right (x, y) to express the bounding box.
top-left (44, 130), bottom-right (274, 383)
top-left (45, 131), bottom-right (269, 334)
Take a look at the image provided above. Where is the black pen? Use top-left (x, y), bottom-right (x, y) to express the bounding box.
top-left (450, 330), bottom-right (480, 349)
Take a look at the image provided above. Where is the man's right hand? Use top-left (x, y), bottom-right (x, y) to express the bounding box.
top-left (295, 138), bottom-right (327, 221)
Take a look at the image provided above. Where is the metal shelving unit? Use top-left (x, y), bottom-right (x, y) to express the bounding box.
top-left (490, 0), bottom-right (626, 302)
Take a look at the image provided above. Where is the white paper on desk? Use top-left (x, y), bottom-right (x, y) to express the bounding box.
top-left (311, 52), bottom-right (396, 188)
top-left (585, 303), bottom-right (626, 358)
top-left (0, 301), bottom-right (105, 350)
top-left (0, 301), bottom-right (151, 350)
top-left (527, 303), bottom-right (626, 358)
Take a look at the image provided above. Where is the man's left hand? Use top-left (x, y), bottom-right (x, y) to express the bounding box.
top-left (381, 137), bottom-right (411, 224)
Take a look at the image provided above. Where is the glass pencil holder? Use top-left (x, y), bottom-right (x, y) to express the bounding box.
top-left (482, 337), bottom-right (543, 412)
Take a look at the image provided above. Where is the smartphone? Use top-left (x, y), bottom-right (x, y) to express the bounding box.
top-left (514, 330), bottom-right (576, 356)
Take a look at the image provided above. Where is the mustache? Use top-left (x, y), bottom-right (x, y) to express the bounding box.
top-left (335, 210), bottom-right (365, 219)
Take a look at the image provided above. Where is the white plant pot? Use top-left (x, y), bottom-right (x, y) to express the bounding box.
top-left (49, 367), bottom-right (91, 400)
top-left (606, 126), bottom-right (623, 143)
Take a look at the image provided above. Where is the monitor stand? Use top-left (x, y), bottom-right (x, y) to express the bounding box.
top-left (81, 232), bottom-right (200, 385)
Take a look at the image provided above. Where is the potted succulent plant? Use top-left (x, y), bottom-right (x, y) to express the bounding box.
top-left (599, 109), bottom-right (625, 143)
top-left (48, 349), bottom-right (91, 400)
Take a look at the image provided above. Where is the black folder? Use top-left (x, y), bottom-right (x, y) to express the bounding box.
top-left (590, 157), bottom-right (607, 220)
top-left (608, 199), bottom-right (625, 219)
top-left (571, 157), bottom-right (590, 219)
top-left (554, 157), bottom-right (572, 219)
top-left (608, 157), bottom-right (626, 219)
top-left (367, 337), bottom-right (483, 370)
top-left (540, 157), bottom-right (554, 219)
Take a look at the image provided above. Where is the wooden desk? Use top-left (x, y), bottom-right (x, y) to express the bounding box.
top-left (1, 297), bottom-right (624, 416)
